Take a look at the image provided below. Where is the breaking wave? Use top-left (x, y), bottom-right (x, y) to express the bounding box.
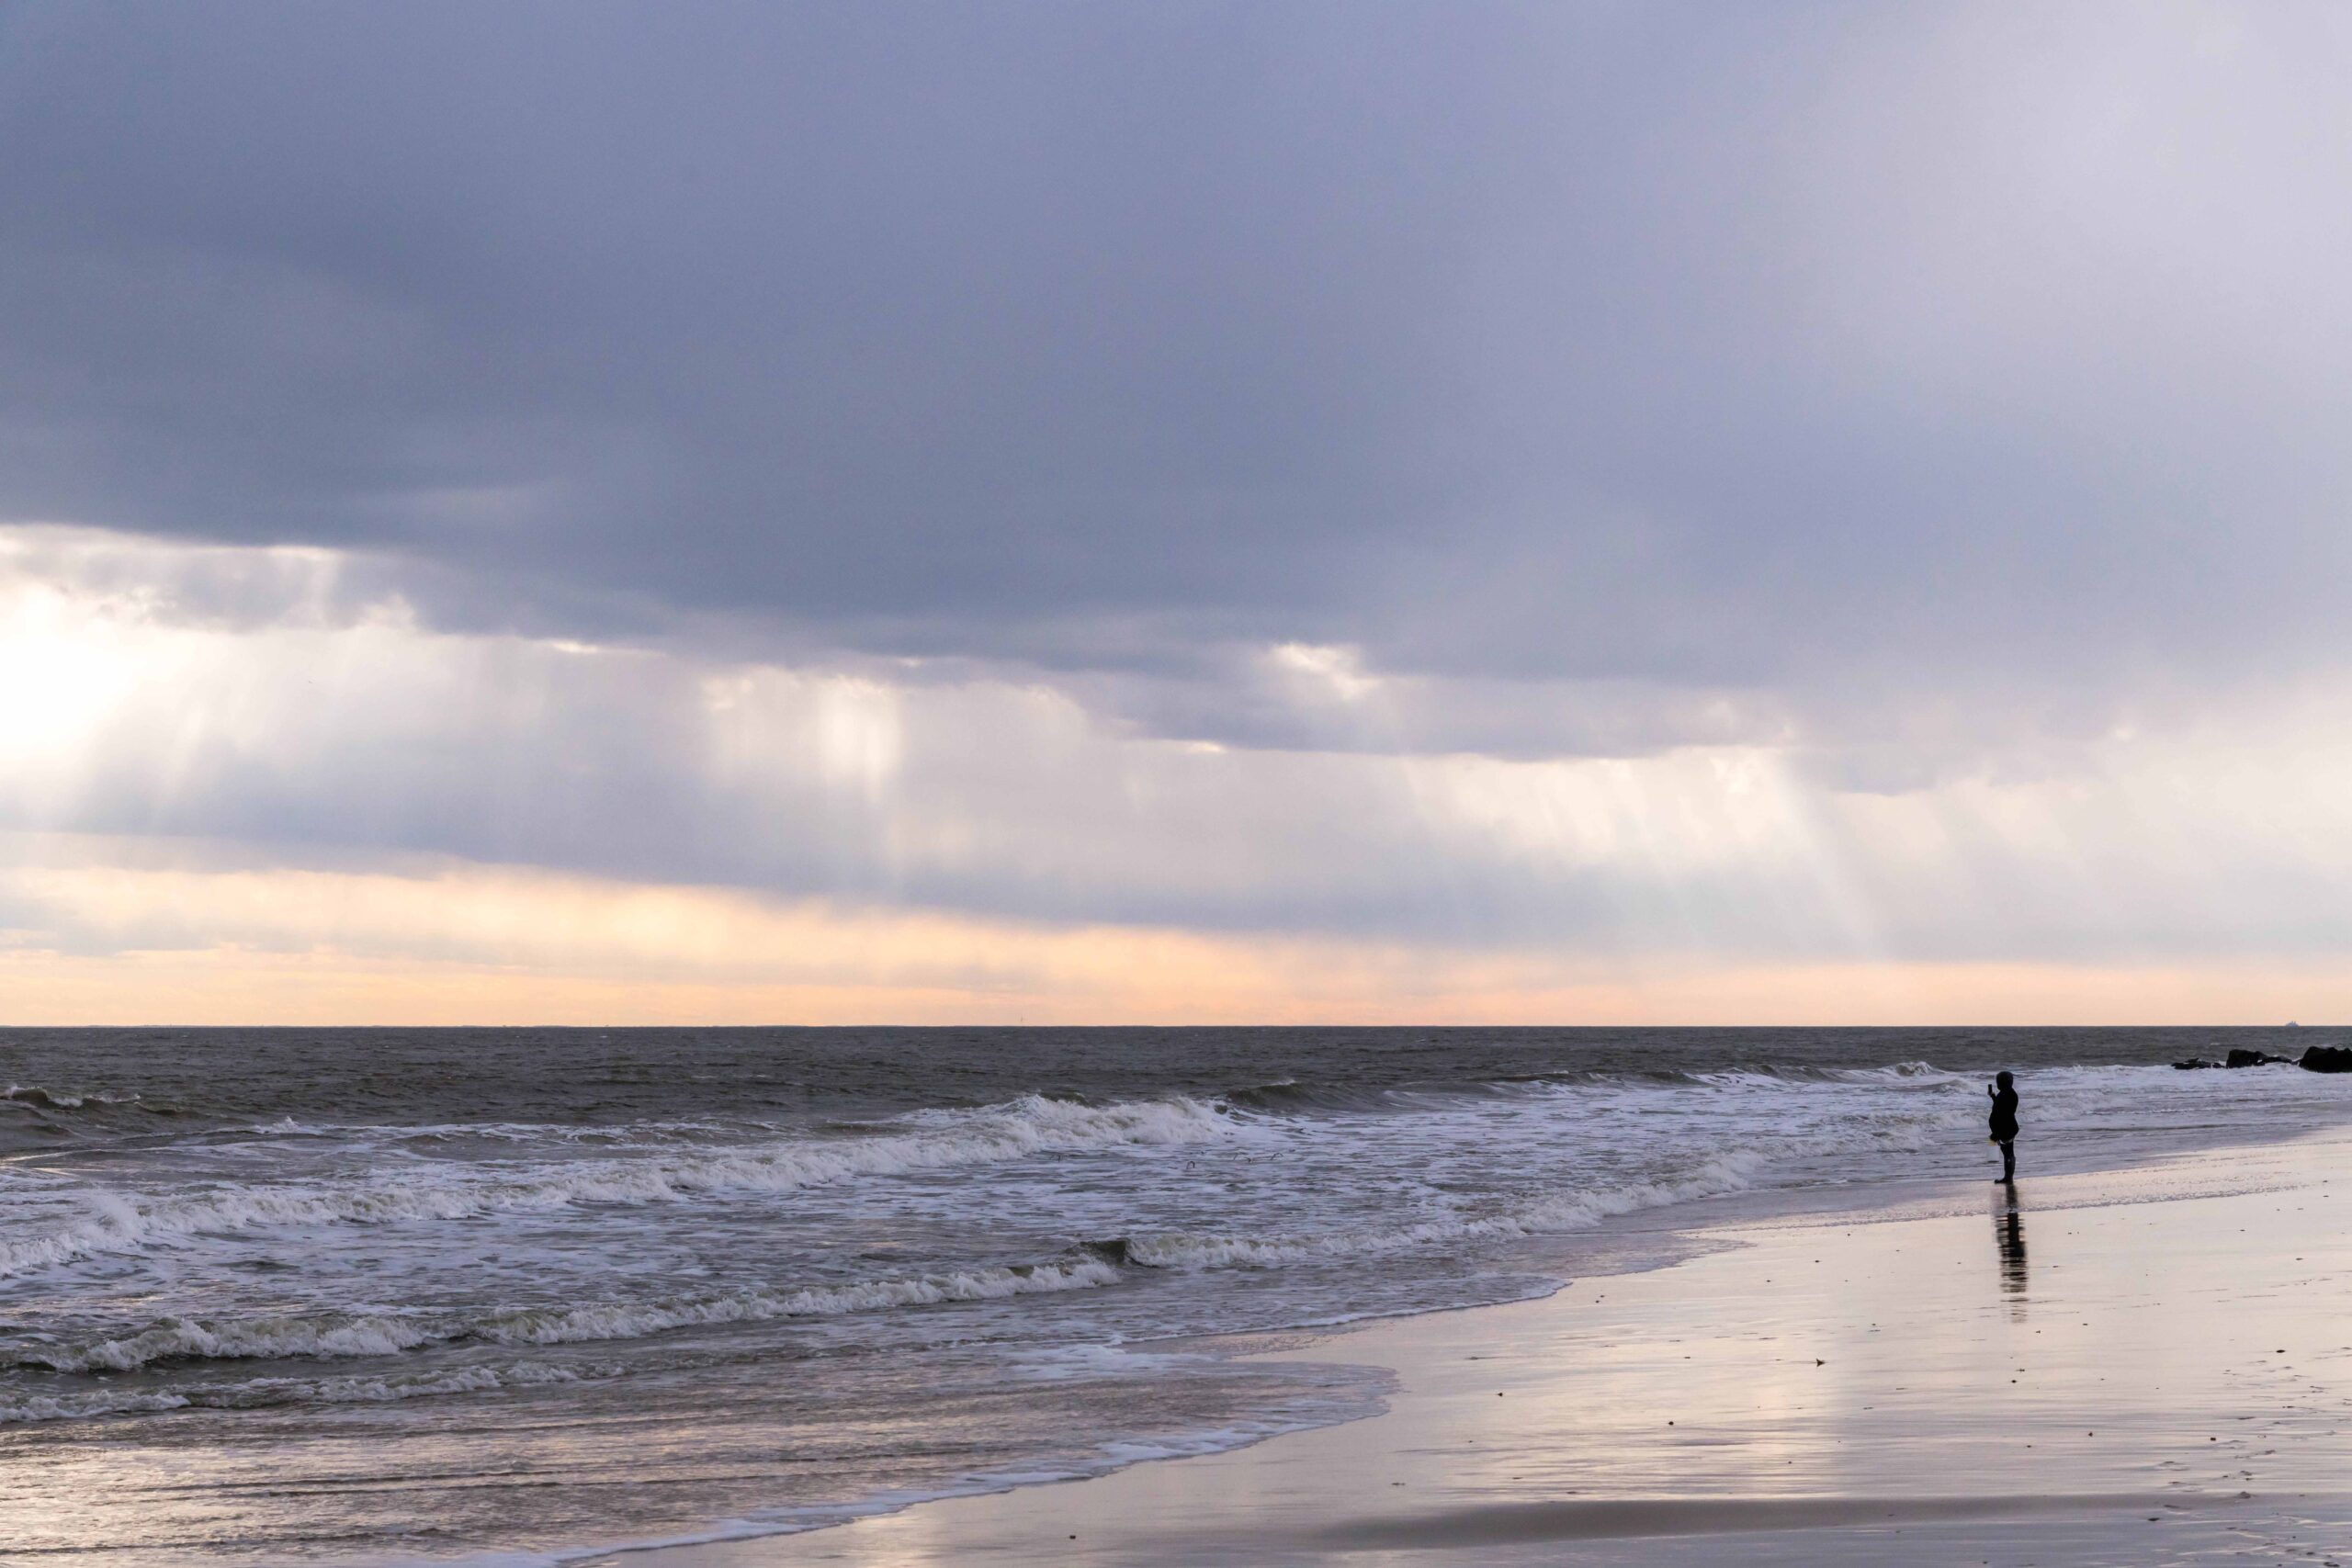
top-left (9, 1145), bottom-right (1781, 1383)
top-left (1108, 1149), bottom-right (1770, 1270)
top-left (11, 1258), bottom-right (1126, 1374)
top-left (0, 1094), bottom-right (1238, 1278)
top-left (0, 1359), bottom-right (597, 1424)
top-left (4, 1084), bottom-right (141, 1111)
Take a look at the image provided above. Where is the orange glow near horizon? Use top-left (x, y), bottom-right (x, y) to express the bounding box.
top-left (1, 855), bottom-right (2341, 1028)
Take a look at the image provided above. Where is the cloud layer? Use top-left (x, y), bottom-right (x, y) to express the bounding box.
top-left (3, 4), bottom-right (2350, 1017)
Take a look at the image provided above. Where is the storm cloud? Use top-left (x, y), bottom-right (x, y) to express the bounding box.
top-left (8, 5), bottom-right (2349, 713)
top-left (4, 3), bottom-right (2351, 1014)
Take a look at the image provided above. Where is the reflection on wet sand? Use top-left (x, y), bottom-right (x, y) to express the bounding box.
top-left (1995, 1191), bottom-right (2028, 1317)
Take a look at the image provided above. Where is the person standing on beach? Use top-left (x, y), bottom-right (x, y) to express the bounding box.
top-left (1987, 1070), bottom-right (2019, 1183)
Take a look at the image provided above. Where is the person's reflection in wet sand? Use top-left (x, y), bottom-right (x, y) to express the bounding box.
top-left (1994, 1190), bottom-right (2028, 1319)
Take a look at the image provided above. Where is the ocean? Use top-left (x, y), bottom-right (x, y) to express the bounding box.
top-left (3, 1026), bottom-right (2344, 1564)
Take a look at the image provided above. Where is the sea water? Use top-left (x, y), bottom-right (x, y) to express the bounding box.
top-left (2, 1027), bottom-right (2344, 1563)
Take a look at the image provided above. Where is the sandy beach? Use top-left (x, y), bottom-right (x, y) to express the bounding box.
top-left (610, 1130), bottom-right (2352, 1567)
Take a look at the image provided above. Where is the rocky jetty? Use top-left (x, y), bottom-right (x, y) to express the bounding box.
top-left (2174, 1048), bottom-right (2293, 1069)
top-left (2191, 1043), bottom-right (2352, 1072)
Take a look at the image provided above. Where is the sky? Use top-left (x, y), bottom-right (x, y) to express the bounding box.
top-left (5, 0), bottom-right (2352, 1023)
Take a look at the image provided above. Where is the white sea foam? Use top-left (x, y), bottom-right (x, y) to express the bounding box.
top-left (1122, 1148), bottom-right (1770, 1270)
top-left (13, 1258), bottom-right (1130, 1373)
top-left (15, 1311), bottom-right (447, 1373)
top-left (0, 1359), bottom-right (593, 1424)
top-left (3, 1084), bottom-right (140, 1111)
top-left (0, 1094), bottom-right (1238, 1278)
top-left (484, 1258), bottom-right (1126, 1347)
top-left (7, 1145), bottom-right (1774, 1375)
top-left (1003, 1341), bottom-right (1207, 1382)
top-left (3, 1148), bottom-right (1770, 1378)
top-left (0, 1387), bottom-right (194, 1423)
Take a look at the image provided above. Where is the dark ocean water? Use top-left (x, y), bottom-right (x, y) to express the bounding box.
top-left (0, 1025), bottom-right (2320, 1135)
top-left (1, 1026), bottom-right (2343, 1564)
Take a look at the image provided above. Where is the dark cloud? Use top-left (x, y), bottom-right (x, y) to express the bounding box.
top-left (4, 1), bottom-right (2350, 756)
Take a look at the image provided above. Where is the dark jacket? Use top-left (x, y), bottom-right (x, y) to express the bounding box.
top-left (1988, 1086), bottom-right (2019, 1142)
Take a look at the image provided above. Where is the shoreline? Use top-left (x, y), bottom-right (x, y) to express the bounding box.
top-left (587, 1125), bottom-right (2352, 1566)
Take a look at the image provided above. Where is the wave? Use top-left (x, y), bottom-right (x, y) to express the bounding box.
top-left (3, 1084), bottom-right (141, 1111)
top-left (1219, 1079), bottom-right (1404, 1113)
top-left (7, 1258), bottom-right (1128, 1375)
top-left (1216, 1061), bottom-right (1962, 1114)
top-left (0, 1359), bottom-right (596, 1425)
top-left (0, 1094), bottom-right (1239, 1279)
top-left (11, 1309), bottom-right (452, 1372)
top-left (1106, 1148), bottom-right (1769, 1271)
top-left (6, 1137), bottom-right (1777, 1379)
top-left (483, 1257), bottom-right (1124, 1347)
top-left (15, 1137), bottom-right (1747, 1378)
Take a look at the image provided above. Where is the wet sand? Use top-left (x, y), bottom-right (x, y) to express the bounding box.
top-left (605, 1133), bottom-right (2352, 1566)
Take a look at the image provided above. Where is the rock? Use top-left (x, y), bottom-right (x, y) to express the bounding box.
top-left (2225, 1048), bottom-right (2287, 1068)
top-left (2174, 1058), bottom-right (2222, 1070)
top-left (2297, 1044), bottom-right (2352, 1074)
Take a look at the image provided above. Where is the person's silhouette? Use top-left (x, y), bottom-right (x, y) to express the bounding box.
top-left (1986, 1070), bottom-right (2019, 1183)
